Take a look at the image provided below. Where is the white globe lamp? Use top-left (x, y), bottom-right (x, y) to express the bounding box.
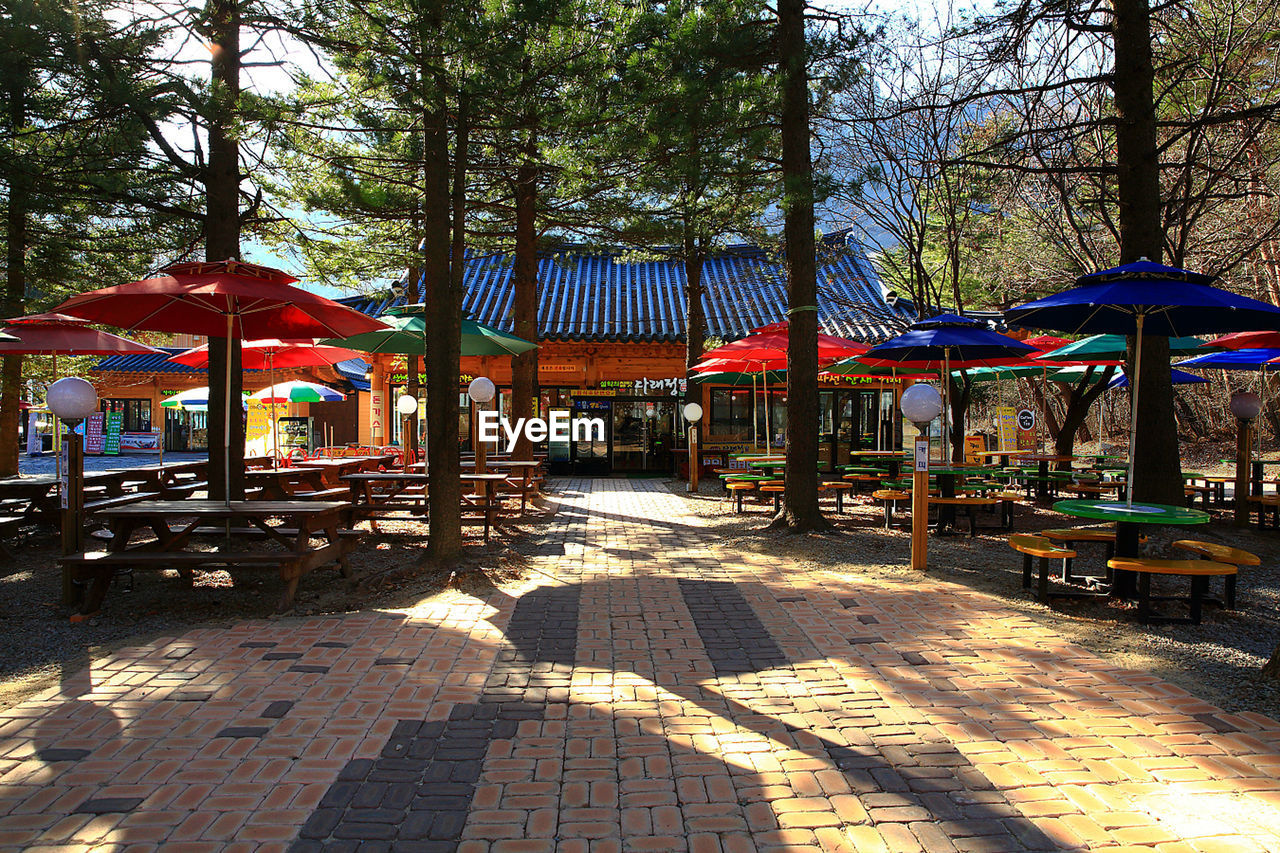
top-left (467, 377), bottom-right (496, 404)
top-left (396, 394), bottom-right (419, 416)
top-left (1230, 391), bottom-right (1263, 421)
top-left (900, 383), bottom-right (942, 428)
top-left (47, 377), bottom-right (98, 425)
top-left (683, 402), bottom-right (703, 423)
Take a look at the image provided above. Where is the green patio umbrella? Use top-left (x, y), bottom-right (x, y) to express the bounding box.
top-left (1035, 333), bottom-right (1213, 362)
top-left (959, 364), bottom-right (1052, 382)
top-left (323, 305), bottom-right (537, 357)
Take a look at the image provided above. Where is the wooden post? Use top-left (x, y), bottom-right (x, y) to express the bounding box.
top-left (60, 429), bottom-right (84, 604)
top-left (475, 401), bottom-right (488, 497)
top-left (688, 426), bottom-right (699, 492)
top-left (1236, 416), bottom-right (1252, 526)
top-left (911, 434), bottom-right (929, 570)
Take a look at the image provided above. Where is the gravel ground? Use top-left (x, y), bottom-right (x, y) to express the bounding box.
top-left (669, 453), bottom-right (1280, 722)
top-left (0, 497), bottom-right (554, 711)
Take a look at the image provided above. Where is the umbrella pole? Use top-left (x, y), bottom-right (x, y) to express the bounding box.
top-left (225, 313), bottom-right (233, 508)
top-left (753, 372), bottom-right (759, 450)
top-left (943, 349), bottom-right (950, 464)
top-left (757, 361), bottom-right (768, 448)
top-left (269, 356), bottom-right (279, 469)
top-left (52, 351), bottom-right (60, 483)
top-left (1125, 315), bottom-right (1144, 507)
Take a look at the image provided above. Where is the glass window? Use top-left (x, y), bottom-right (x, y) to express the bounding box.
top-left (102, 398), bottom-right (151, 432)
top-left (710, 388), bottom-right (752, 440)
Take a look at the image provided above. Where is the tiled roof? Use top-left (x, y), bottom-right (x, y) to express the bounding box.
top-left (339, 231), bottom-right (914, 344)
top-left (93, 347), bottom-right (210, 374)
top-left (334, 357), bottom-right (372, 392)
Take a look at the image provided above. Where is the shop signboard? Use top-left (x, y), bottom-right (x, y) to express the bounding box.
top-left (1016, 407), bottom-right (1037, 450)
top-left (84, 412), bottom-right (106, 454)
top-left (278, 416), bottom-right (313, 450)
top-left (995, 406), bottom-right (1017, 451)
top-left (120, 432), bottom-right (161, 450)
top-left (104, 411), bottom-right (123, 455)
top-left (25, 412), bottom-right (41, 455)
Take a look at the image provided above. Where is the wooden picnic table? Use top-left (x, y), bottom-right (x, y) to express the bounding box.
top-left (343, 472), bottom-right (509, 540)
top-left (1018, 453), bottom-right (1077, 500)
top-left (244, 466), bottom-right (341, 501)
top-left (64, 500), bottom-right (357, 614)
top-left (291, 456), bottom-right (385, 486)
top-left (0, 475), bottom-right (59, 527)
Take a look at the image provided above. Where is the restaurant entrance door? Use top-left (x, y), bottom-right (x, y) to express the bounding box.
top-left (820, 389), bottom-right (887, 472)
top-left (611, 398), bottom-right (676, 474)
top-left (570, 398), bottom-right (611, 475)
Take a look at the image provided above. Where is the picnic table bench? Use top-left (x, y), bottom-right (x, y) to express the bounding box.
top-left (343, 472), bottom-right (508, 541)
top-left (59, 500), bottom-right (357, 614)
top-left (246, 467), bottom-right (348, 502)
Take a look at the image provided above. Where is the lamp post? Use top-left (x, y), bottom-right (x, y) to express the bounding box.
top-left (396, 393), bottom-right (418, 472)
top-left (47, 377), bottom-right (98, 604)
top-left (468, 378), bottom-right (497, 490)
top-left (900, 383), bottom-right (942, 571)
top-left (683, 402), bottom-right (703, 492)
top-left (1231, 391), bottom-right (1263, 526)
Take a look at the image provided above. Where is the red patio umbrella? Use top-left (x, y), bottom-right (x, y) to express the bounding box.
top-left (169, 339), bottom-right (364, 464)
top-left (702, 326), bottom-right (869, 364)
top-left (54, 260), bottom-right (387, 501)
top-left (0, 311), bottom-right (162, 474)
top-left (1203, 330), bottom-right (1280, 350)
top-left (167, 338), bottom-right (362, 370)
top-left (697, 325), bottom-right (868, 451)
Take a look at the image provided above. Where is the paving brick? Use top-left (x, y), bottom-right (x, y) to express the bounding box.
top-left (0, 479), bottom-right (1278, 853)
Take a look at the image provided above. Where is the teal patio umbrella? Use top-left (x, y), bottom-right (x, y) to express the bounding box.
top-left (323, 305), bottom-right (537, 357)
top-left (1035, 333), bottom-right (1214, 363)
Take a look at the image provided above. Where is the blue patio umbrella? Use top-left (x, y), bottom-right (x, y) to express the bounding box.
top-left (1107, 368), bottom-right (1206, 390)
top-left (858, 314), bottom-right (1038, 459)
top-left (1006, 259), bottom-right (1280, 503)
top-left (1174, 348), bottom-right (1280, 370)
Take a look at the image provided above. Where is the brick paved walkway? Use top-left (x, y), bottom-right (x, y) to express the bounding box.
top-left (3, 479), bottom-right (1280, 851)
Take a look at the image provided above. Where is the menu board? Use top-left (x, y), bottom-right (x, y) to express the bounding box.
top-left (84, 412), bottom-right (106, 454)
top-left (996, 406), bottom-right (1017, 451)
top-left (104, 411), bottom-right (123, 455)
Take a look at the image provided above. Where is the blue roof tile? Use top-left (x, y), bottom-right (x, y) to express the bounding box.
top-left (340, 231), bottom-right (913, 343)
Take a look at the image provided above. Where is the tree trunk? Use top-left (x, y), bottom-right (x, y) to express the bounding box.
top-left (0, 70), bottom-right (28, 477)
top-left (683, 234), bottom-right (706, 407)
top-left (1113, 0), bottom-right (1182, 504)
top-left (509, 139), bottom-right (538, 460)
top-left (774, 0), bottom-right (828, 532)
top-left (405, 255), bottom-right (421, 462)
top-left (205, 0), bottom-right (243, 501)
top-left (1026, 377), bottom-right (1062, 443)
top-left (1263, 642), bottom-right (1280, 680)
top-left (1054, 368), bottom-right (1115, 458)
top-left (948, 373), bottom-right (971, 464)
top-left (423, 66), bottom-right (462, 562)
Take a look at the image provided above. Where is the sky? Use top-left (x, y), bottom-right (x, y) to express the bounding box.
top-left (174, 0), bottom-right (939, 299)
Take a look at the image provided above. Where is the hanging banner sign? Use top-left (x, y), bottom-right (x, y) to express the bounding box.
top-left (84, 412), bottom-right (106, 455)
top-left (371, 391), bottom-right (385, 437)
top-left (104, 412), bottom-right (123, 455)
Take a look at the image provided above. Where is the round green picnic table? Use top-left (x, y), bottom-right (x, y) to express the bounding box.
top-left (1053, 498), bottom-right (1209, 597)
top-left (748, 460), bottom-right (787, 477)
top-left (842, 466), bottom-right (889, 475)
